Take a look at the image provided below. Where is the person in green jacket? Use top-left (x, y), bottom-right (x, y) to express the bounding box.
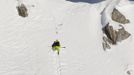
top-left (52, 40), bottom-right (61, 55)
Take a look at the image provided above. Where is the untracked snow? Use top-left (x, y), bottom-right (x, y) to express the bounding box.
top-left (0, 0), bottom-right (134, 75)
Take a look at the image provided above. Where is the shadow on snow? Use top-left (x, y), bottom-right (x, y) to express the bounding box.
top-left (66, 0), bottom-right (105, 4)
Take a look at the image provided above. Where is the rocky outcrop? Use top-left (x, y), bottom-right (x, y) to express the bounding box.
top-left (117, 25), bottom-right (131, 42)
top-left (16, 3), bottom-right (28, 17)
top-left (102, 36), bottom-right (111, 51)
top-left (112, 8), bottom-right (130, 24)
top-left (102, 23), bottom-right (131, 51)
top-left (102, 23), bottom-right (118, 44)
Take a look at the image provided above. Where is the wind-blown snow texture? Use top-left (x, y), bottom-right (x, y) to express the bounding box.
top-left (0, 0), bottom-right (134, 75)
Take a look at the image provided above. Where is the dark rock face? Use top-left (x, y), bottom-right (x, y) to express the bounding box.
top-left (112, 8), bottom-right (130, 24)
top-left (103, 23), bottom-right (118, 44)
top-left (117, 26), bottom-right (131, 42)
top-left (102, 23), bottom-right (131, 51)
top-left (102, 36), bottom-right (111, 51)
top-left (16, 4), bottom-right (28, 17)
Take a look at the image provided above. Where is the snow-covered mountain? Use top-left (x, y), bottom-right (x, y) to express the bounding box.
top-left (0, 0), bottom-right (134, 75)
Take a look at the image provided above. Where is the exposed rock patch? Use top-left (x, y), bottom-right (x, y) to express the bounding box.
top-left (112, 8), bottom-right (130, 24)
top-left (117, 25), bottom-right (131, 42)
top-left (125, 65), bottom-right (134, 75)
top-left (16, 3), bottom-right (28, 17)
top-left (102, 23), bottom-right (118, 45)
top-left (102, 23), bottom-right (131, 51)
top-left (102, 36), bottom-right (111, 51)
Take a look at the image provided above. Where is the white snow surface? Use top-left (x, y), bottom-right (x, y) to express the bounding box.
top-left (0, 0), bottom-right (134, 75)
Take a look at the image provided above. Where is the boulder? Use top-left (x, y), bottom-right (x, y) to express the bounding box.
top-left (117, 25), bottom-right (131, 42)
top-left (102, 36), bottom-right (111, 51)
top-left (102, 23), bottom-right (131, 50)
top-left (112, 8), bottom-right (130, 24)
top-left (16, 3), bottom-right (28, 17)
top-left (103, 23), bottom-right (118, 44)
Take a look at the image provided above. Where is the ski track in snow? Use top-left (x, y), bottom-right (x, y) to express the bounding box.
top-left (0, 0), bottom-right (134, 75)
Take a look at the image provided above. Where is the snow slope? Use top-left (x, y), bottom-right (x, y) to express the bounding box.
top-left (0, 0), bottom-right (134, 75)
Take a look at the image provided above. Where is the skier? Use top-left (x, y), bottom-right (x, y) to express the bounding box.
top-left (52, 40), bottom-right (61, 55)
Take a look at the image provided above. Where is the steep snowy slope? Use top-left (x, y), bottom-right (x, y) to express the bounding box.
top-left (0, 0), bottom-right (134, 75)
